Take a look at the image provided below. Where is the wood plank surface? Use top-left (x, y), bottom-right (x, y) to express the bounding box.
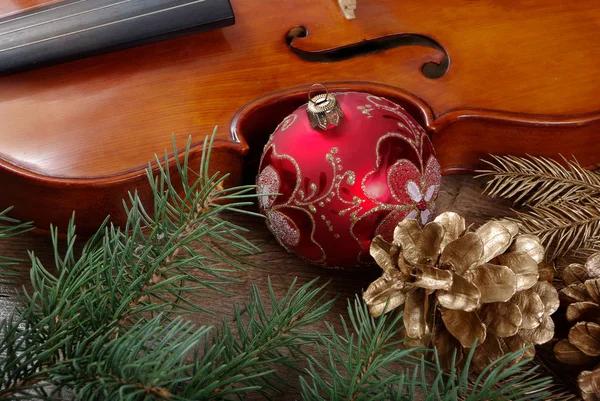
top-left (0, 174), bottom-right (559, 399)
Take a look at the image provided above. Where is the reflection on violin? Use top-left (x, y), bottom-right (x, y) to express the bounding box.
top-left (0, 0), bottom-right (598, 234)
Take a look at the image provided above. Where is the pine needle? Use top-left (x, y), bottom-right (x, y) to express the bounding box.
top-left (477, 154), bottom-right (600, 258)
top-left (0, 207), bottom-right (33, 286)
top-left (510, 197), bottom-right (600, 259)
top-left (477, 154), bottom-right (600, 207)
top-left (300, 298), bottom-right (556, 401)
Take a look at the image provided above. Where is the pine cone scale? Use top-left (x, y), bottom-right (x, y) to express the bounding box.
top-left (564, 263), bottom-right (590, 286)
top-left (404, 288), bottom-right (429, 339)
top-left (579, 368), bottom-right (600, 401)
top-left (567, 302), bottom-right (600, 325)
top-left (474, 220), bottom-right (514, 263)
top-left (507, 234), bottom-right (545, 263)
top-left (585, 279), bottom-right (600, 303)
top-left (518, 314), bottom-right (555, 344)
top-left (554, 338), bottom-right (597, 366)
top-left (412, 264), bottom-right (453, 291)
top-left (496, 251), bottom-right (539, 291)
top-left (463, 263), bottom-right (517, 303)
top-left (510, 290), bottom-right (545, 330)
top-left (569, 322), bottom-right (600, 357)
top-left (554, 253), bottom-right (600, 399)
top-left (441, 308), bottom-right (486, 348)
top-left (479, 302), bottom-right (522, 338)
top-left (436, 273), bottom-right (480, 312)
top-left (438, 232), bottom-right (483, 274)
top-left (363, 270), bottom-right (406, 317)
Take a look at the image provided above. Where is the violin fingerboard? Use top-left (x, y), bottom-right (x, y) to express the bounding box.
top-left (0, 0), bottom-right (234, 75)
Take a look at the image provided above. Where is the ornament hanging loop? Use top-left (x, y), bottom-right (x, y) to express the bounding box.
top-left (307, 83), bottom-right (331, 101)
top-left (307, 83), bottom-right (345, 130)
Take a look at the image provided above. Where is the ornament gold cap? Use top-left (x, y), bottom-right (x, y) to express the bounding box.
top-left (306, 84), bottom-right (344, 130)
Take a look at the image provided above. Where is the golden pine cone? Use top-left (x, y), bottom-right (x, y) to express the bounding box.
top-left (363, 211), bottom-right (559, 371)
top-left (554, 252), bottom-right (600, 401)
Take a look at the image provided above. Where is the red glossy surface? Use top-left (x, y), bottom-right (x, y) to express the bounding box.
top-left (256, 92), bottom-right (440, 269)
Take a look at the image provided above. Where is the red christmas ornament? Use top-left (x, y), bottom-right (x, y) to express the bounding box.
top-left (256, 87), bottom-right (441, 269)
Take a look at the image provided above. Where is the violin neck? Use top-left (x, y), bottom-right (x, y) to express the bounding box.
top-left (0, 0), bottom-right (235, 76)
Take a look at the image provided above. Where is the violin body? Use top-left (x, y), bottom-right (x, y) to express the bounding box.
top-left (1, 0), bottom-right (599, 233)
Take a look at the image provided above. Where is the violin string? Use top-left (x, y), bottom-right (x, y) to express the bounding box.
top-left (0, 0), bottom-right (89, 26)
top-left (0, 0), bottom-right (135, 36)
top-left (0, 0), bottom-right (208, 53)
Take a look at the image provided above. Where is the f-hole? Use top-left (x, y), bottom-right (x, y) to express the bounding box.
top-left (286, 26), bottom-right (450, 79)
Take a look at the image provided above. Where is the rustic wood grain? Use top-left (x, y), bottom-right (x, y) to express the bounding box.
top-left (2, 174), bottom-right (552, 398)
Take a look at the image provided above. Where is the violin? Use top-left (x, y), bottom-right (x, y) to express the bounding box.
top-left (1, 0), bottom-right (599, 234)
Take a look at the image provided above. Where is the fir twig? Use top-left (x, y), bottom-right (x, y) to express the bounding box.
top-left (0, 278), bottom-right (335, 400)
top-left (299, 297), bottom-right (420, 401)
top-left (512, 197), bottom-right (600, 259)
top-left (0, 207), bottom-right (34, 239)
top-left (477, 154), bottom-right (600, 258)
top-left (187, 277), bottom-right (335, 399)
top-left (0, 130), bottom-right (277, 398)
top-left (477, 154), bottom-right (600, 206)
top-left (449, 347), bottom-right (554, 401)
top-left (0, 206), bottom-right (33, 286)
top-left (299, 298), bottom-right (555, 401)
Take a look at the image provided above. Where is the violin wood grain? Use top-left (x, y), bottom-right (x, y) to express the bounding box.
top-left (0, 0), bottom-right (599, 234)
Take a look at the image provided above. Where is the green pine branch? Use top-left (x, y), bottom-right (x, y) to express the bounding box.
top-left (41, 278), bottom-right (332, 401)
top-left (1, 278), bottom-right (334, 400)
top-left (0, 207), bottom-right (33, 240)
top-left (182, 277), bottom-right (334, 400)
top-left (299, 296), bottom-right (415, 401)
top-left (0, 207), bottom-right (33, 286)
top-left (0, 131), bottom-right (279, 399)
top-left (299, 297), bottom-right (556, 401)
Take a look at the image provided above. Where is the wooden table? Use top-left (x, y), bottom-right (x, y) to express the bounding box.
top-left (1, 175), bottom-right (564, 399)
